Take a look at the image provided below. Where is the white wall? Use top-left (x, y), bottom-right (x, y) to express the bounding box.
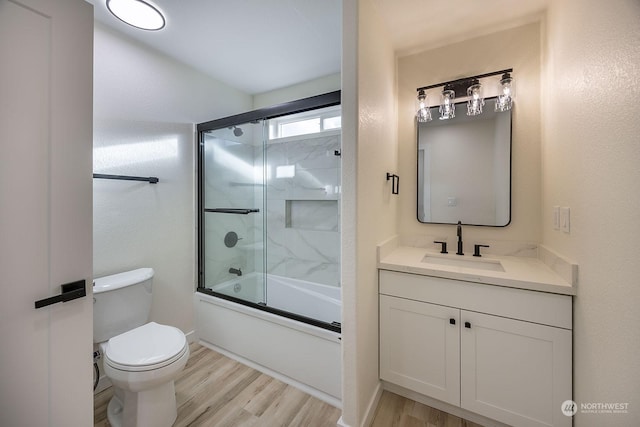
top-left (93, 22), bottom-right (252, 334)
top-left (542, 1), bottom-right (640, 425)
top-left (341, 0), bottom-right (398, 425)
top-left (253, 73), bottom-right (341, 109)
top-left (397, 23), bottom-right (542, 252)
top-left (94, 23), bottom-right (251, 124)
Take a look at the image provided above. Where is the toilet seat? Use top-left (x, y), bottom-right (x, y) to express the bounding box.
top-left (104, 322), bottom-right (188, 372)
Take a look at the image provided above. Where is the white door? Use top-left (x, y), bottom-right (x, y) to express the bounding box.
top-left (380, 295), bottom-right (460, 405)
top-left (460, 310), bottom-right (572, 427)
top-left (0, 0), bottom-right (94, 425)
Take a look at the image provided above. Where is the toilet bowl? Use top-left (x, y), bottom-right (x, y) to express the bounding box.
top-left (101, 322), bottom-right (189, 427)
top-left (93, 268), bottom-right (189, 427)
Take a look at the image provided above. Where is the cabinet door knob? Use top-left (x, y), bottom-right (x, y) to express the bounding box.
top-left (464, 321), bottom-right (471, 329)
top-left (449, 318), bottom-right (456, 325)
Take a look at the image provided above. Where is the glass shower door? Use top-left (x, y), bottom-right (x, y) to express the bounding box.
top-left (201, 121), bottom-right (266, 304)
top-left (197, 93), bottom-right (342, 331)
top-left (263, 105), bottom-right (342, 325)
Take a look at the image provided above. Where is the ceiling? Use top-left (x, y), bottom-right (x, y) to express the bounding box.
top-left (86, 0), bottom-right (548, 95)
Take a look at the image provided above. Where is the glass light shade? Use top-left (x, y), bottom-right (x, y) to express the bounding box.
top-left (106, 0), bottom-right (166, 31)
top-left (439, 88), bottom-right (456, 120)
top-left (495, 73), bottom-right (514, 112)
top-left (466, 80), bottom-right (484, 116)
top-left (416, 90), bottom-right (432, 123)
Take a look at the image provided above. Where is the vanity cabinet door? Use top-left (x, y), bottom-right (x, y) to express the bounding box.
top-left (380, 295), bottom-right (460, 406)
top-left (460, 311), bottom-right (572, 427)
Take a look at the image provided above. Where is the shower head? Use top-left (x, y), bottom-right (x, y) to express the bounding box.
top-left (230, 126), bottom-right (243, 137)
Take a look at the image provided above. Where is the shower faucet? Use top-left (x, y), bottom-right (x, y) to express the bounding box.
top-left (229, 267), bottom-right (242, 276)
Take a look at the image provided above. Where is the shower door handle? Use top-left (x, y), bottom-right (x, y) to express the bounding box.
top-left (205, 208), bottom-right (260, 215)
top-left (34, 279), bottom-right (86, 309)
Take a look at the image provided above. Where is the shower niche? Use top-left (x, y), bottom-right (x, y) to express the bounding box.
top-left (197, 92), bottom-right (342, 331)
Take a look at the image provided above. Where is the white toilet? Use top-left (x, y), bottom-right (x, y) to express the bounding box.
top-left (94, 268), bottom-right (189, 427)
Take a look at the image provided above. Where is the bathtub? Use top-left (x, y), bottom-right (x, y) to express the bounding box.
top-left (211, 273), bottom-right (341, 326)
top-left (195, 273), bottom-right (342, 406)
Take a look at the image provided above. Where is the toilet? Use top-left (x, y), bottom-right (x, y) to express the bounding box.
top-left (93, 268), bottom-right (189, 427)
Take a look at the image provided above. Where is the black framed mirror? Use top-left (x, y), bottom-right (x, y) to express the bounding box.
top-left (417, 97), bottom-right (512, 226)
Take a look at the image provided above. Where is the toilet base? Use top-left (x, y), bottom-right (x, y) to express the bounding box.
top-left (107, 382), bottom-right (178, 427)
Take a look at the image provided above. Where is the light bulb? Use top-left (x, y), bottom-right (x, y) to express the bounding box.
top-left (416, 89), bottom-right (432, 122)
top-left (466, 79), bottom-right (484, 116)
top-left (439, 88), bottom-right (456, 120)
top-left (495, 73), bottom-right (514, 112)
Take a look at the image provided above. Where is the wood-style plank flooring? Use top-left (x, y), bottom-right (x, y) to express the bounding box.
top-left (370, 391), bottom-right (485, 427)
top-left (94, 342), bottom-right (341, 426)
top-left (95, 343), bottom-right (482, 427)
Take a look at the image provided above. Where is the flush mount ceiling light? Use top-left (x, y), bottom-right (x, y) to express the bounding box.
top-left (416, 68), bottom-right (514, 121)
top-left (106, 0), bottom-right (166, 31)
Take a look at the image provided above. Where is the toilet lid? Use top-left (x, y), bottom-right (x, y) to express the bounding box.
top-left (105, 322), bottom-right (187, 370)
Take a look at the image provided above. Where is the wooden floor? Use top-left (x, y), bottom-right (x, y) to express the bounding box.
top-left (370, 391), bottom-right (484, 427)
top-left (94, 342), bottom-right (341, 426)
top-left (95, 343), bottom-right (482, 427)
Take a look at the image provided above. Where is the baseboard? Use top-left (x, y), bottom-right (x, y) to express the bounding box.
top-left (335, 381), bottom-right (382, 427)
top-left (361, 382), bottom-right (383, 427)
top-left (185, 329), bottom-right (196, 343)
top-left (199, 339), bottom-right (342, 409)
top-left (94, 373), bottom-right (111, 395)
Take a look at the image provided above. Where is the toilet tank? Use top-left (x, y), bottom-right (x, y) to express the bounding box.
top-left (93, 268), bottom-right (154, 343)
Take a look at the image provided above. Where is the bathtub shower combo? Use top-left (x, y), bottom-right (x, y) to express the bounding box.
top-left (195, 92), bottom-right (342, 405)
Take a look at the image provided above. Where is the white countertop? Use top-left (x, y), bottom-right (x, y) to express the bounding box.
top-left (378, 245), bottom-right (576, 295)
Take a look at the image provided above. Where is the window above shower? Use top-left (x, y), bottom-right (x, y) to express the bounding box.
top-left (268, 105), bottom-right (341, 140)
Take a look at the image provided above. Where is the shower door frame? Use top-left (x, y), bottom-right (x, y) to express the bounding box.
top-left (196, 90), bottom-right (341, 333)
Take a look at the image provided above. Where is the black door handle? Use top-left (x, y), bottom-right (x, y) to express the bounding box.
top-left (35, 279), bottom-right (86, 309)
top-left (465, 321), bottom-right (471, 329)
top-left (449, 318), bottom-right (456, 325)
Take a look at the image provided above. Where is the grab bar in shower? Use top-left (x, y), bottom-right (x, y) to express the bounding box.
top-left (205, 208), bottom-right (260, 215)
top-left (93, 173), bottom-right (159, 184)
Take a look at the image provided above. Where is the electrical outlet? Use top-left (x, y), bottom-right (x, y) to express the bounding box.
top-left (553, 206), bottom-right (560, 230)
top-left (560, 207), bottom-right (570, 233)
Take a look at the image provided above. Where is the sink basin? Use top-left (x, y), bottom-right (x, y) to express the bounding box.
top-left (421, 255), bottom-right (505, 272)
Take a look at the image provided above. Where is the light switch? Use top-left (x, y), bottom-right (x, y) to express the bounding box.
top-left (553, 206), bottom-right (560, 230)
top-left (447, 197), bottom-right (457, 207)
top-left (560, 207), bottom-right (570, 233)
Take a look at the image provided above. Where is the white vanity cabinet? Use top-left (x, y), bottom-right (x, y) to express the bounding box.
top-left (380, 270), bottom-right (573, 427)
top-left (380, 295), bottom-right (461, 405)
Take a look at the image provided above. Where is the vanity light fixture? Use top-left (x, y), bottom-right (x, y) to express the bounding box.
top-left (439, 85), bottom-right (456, 120)
top-left (416, 89), bottom-right (432, 122)
top-left (495, 72), bottom-right (514, 112)
top-left (106, 0), bottom-right (166, 31)
top-left (416, 68), bottom-right (514, 121)
top-left (466, 79), bottom-right (484, 116)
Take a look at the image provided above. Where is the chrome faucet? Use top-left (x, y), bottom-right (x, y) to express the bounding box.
top-left (229, 267), bottom-right (242, 276)
top-left (456, 221), bottom-right (464, 255)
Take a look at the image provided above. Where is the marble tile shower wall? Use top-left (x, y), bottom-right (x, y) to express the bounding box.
top-left (262, 133), bottom-right (341, 287)
top-left (203, 138), bottom-right (262, 287)
top-left (203, 133), bottom-right (341, 288)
